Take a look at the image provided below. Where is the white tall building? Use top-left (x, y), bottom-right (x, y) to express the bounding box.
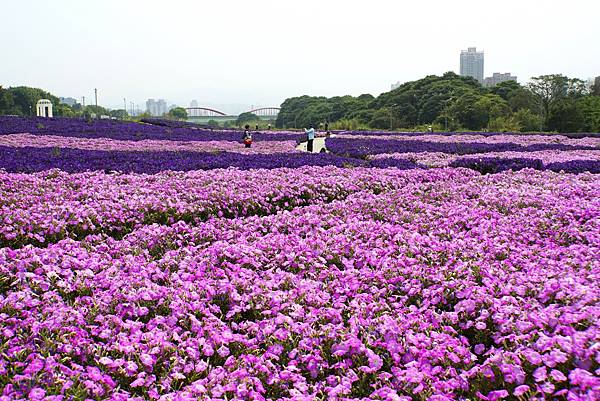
top-left (483, 73), bottom-right (517, 87)
top-left (190, 100), bottom-right (198, 108)
top-left (460, 47), bottom-right (484, 84)
top-left (146, 98), bottom-right (168, 116)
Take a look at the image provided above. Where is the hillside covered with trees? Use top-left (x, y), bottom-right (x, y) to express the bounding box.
top-left (276, 72), bottom-right (600, 133)
top-left (0, 86), bottom-right (188, 121)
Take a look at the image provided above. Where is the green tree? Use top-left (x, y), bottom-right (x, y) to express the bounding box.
top-left (109, 109), bottom-right (129, 119)
top-left (475, 94), bottom-right (511, 121)
top-left (374, 72), bottom-right (483, 127)
top-left (576, 96), bottom-right (600, 132)
top-left (8, 86), bottom-right (60, 116)
top-left (513, 109), bottom-right (544, 132)
top-left (489, 80), bottom-right (521, 101)
top-left (547, 99), bottom-right (584, 132)
top-left (527, 74), bottom-right (588, 129)
top-left (487, 115), bottom-right (521, 132)
top-left (54, 104), bottom-right (77, 117)
top-left (448, 92), bottom-right (488, 130)
top-left (347, 109), bottom-right (376, 125)
top-left (369, 108), bottom-right (394, 129)
top-left (167, 107), bottom-right (188, 120)
top-left (0, 86), bottom-right (16, 114)
top-left (84, 105), bottom-right (110, 117)
top-left (507, 88), bottom-right (539, 112)
top-left (236, 112), bottom-right (259, 126)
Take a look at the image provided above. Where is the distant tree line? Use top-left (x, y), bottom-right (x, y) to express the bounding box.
top-left (276, 72), bottom-right (600, 133)
top-left (0, 86), bottom-right (189, 121)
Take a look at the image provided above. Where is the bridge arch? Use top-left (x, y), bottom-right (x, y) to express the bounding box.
top-left (185, 107), bottom-right (228, 117)
top-left (246, 107), bottom-right (280, 117)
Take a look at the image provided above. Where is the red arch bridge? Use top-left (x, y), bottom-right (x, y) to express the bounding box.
top-left (185, 107), bottom-right (280, 119)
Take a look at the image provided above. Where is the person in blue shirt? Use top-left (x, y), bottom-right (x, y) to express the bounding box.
top-left (304, 124), bottom-right (315, 152)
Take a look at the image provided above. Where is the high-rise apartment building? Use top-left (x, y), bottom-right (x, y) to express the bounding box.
top-left (460, 47), bottom-right (484, 84)
top-left (146, 99), bottom-right (168, 116)
top-left (593, 76), bottom-right (600, 96)
top-left (190, 100), bottom-right (198, 108)
top-left (483, 73), bottom-right (517, 87)
top-left (157, 99), bottom-right (167, 115)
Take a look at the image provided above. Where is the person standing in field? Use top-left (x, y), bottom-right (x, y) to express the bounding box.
top-left (305, 124), bottom-right (315, 152)
top-left (242, 124), bottom-right (253, 148)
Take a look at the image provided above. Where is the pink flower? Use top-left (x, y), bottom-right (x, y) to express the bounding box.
top-left (550, 369), bottom-right (567, 382)
top-left (487, 390), bottom-right (509, 400)
top-left (217, 345), bottom-right (230, 358)
top-left (23, 358), bottom-right (44, 375)
top-left (513, 385), bottom-right (529, 396)
top-left (28, 388), bottom-right (45, 401)
top-left (533, 366), bottom-right (547, 382)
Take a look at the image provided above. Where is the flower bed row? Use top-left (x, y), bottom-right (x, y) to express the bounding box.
top-left (1, 169), bottom-right (598, 400)
top-left (0, 116), bottom-right (305, 143)
top-left (0, 146), bottom-right (362, 174)
top-left (0, 166), bottom-right (464, 248)
top-left (369, 150), bottom-right (600, 174)
top-left (0, 134), bottom-right (299, 154)
top-left (335, 130), bottom-right (600, 139)
top-left (336, 133), bottom-right (600, 148)
top-left (325, 137), bottom-right (598, 159)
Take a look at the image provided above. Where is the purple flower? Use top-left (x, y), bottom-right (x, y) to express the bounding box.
top-left (533, 366), bottom-right (548, 382)
top-left (513, 385), bottom-right (530, 396)
top-left (28, 388), bottom-right (45, 401)
top-left (487, 390), bottom-right (509, 400)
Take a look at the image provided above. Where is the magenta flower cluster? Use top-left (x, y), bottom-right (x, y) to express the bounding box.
top-left (1, 167), bottom-right (599, 400)
top-left (0, 167), bottom-right (406, 248)
top-left (369, 150), bottom-right (600, 167)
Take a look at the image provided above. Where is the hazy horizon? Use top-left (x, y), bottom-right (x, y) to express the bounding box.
top-left (2, 0), bottom-right (599, 112)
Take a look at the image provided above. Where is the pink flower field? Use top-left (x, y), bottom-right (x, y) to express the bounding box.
top-left (368, 150), bottom-right (600, 168)
top-left (0, 119), bottom-right (599, 401)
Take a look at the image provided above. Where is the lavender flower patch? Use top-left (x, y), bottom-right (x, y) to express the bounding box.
top-left (0, 146), bottom-right (363, 174)
top-left (325, 137), bottom-right (598, 158)
top-left (0, 116), bottom-right (305, 143)
top-left (0, 134), bottom-right (299, 154)
top-left (336, 130), bottom-right (600, 139)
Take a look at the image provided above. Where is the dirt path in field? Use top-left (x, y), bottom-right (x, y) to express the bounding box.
top-left (296, 137), bottom-right (327, 153)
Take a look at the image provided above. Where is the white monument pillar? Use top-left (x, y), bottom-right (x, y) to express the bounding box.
top-left (36, 99), bottom-right (53, 118)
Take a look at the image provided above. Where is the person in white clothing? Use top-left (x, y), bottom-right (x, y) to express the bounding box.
top-left (305, 124), bottom-right (315, 152)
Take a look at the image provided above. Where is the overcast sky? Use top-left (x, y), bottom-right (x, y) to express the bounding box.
top-left (2, 0), bottom-right (599, 113)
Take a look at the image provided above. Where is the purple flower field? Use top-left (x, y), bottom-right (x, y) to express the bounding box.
top-left (0, 117), bottom-right (599, 400)
top-left (0, 116), bottom-right (304, 143)
top-left (325, 136), bottom-right (599, 159)
top-left (368, 150), bottom-right (600, 174)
